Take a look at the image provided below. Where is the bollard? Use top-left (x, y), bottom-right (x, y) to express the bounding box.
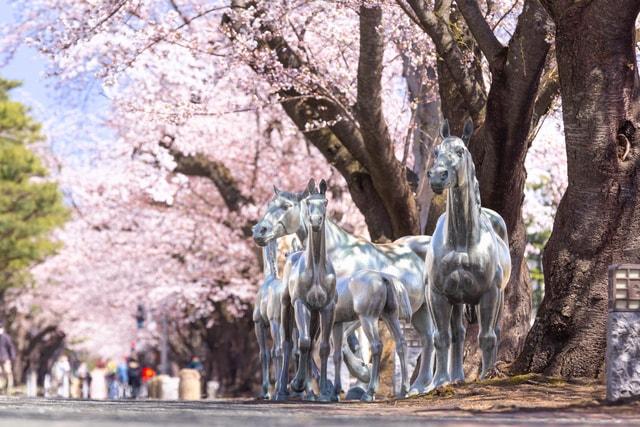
top-left (26, 371), bottom-right (37, 398)
top-left (206, 380), bottom-right (220, 399)
top-left (160, 376), bottom-right (179, 400)
top-left (606, 264), bottom-right (640, 401)
top-left (147, 375), bottom-right (162, 399)
top-left (70, 377), bottom-right (81, 399)
top-left (43, 374), bottom-right (51, 398)
top-left (178, 369), bottom-right (201, 400)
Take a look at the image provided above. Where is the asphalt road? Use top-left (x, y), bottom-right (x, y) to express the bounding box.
top-left (1, 397), bottom-right (639, 427)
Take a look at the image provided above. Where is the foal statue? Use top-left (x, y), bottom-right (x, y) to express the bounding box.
top-left (278, 179), bottom-right (338, 402)
top-left (426, 119), bottom-right (511, 389)
top-left (333, 270), bottom-right (412, 401)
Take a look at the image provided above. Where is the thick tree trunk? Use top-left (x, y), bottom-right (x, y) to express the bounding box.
top-left (513, 0), bottom-right (640, 377)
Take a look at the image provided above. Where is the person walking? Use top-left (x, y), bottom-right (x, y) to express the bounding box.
top-left (0, 323), bottom-right (16, 394)
top-left (127, 357), bottom-right (142, 399)
top-left (117, 358), bottom-right (129, 398)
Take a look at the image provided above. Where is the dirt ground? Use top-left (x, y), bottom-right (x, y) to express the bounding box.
top-left (378, 374), bottom-right (639, 418)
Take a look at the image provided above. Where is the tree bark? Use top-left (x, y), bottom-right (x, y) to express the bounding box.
top-left (513, 0), bottom-right (640, 377)
top-left (468, 0), bottom-right (552, 367)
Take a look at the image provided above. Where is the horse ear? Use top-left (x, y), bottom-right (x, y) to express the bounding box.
top-left (273, 185), bottom-right (281, 196)
top-left (440, 119), bottom-right (450, 139)
top-left (462, 118), bottom-right (474, 146)
top-left (319, 179), bottom-right (327, 195)
top-left (307, 178), bottom-right (317, 195)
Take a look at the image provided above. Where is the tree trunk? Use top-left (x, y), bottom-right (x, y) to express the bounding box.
top-left (513, 0), bottom-right (640, 377)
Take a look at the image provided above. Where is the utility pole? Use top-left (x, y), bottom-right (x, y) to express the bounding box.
top-left (160, 314), bottom-right (169, 375)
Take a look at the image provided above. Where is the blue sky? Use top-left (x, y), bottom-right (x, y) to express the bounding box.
top-left (0, 0), bottom-right (117, 169)
top-left (0, 0), bottom-right (50, 116)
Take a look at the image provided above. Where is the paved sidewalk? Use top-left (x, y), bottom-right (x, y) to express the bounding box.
top-left (0, 396), bottom-right (639, 427)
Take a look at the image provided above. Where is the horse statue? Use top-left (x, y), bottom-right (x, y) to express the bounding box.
top-left (251, 238), bottom-right (280, 399)
top-left (333, 270), bottom-right (412, 401)
top-left (425, 119), bottom-right (511, 389)
top-left (278, 179), bottom-right (337, 402)
top-left (253, 181), bottom-right (435, 395)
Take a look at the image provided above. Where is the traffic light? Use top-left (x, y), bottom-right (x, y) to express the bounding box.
top-left (135, 304), bottom-right (146, 329)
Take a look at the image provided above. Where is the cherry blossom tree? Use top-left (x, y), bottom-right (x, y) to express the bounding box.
top-left (0, 0), bottom-right (568, 388)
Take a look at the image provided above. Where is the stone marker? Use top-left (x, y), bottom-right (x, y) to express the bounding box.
top-left (606, 264), bottom-right (640, 401)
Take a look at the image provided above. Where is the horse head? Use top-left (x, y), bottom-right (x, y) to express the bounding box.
top-left (428, 118), bottom-right (474, 194)
top-left (304, 179), bottom-right (328, 232)
top-left (252, 180), bottom-right (314, 246)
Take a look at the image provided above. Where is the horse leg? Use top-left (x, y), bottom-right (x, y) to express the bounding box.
top-left (449, 304), bottom-right (466, 384)
top-left (305, 311), bottom-right (320, 398)
top-left (493, 290), bottom-right (504, 363)
top-left (318, 303), bottom-right (337, 402)
top-left (270, 320), bottom-right (282, 385)
top-left (290, 299), bottom-right (311, 394)
top-left (360, 316), bottom-right (382, 402)
top-left (478, 287), bottom-right (500, 379)
top-left (428, 290), bottom-right (453, 390)
top-left (383, 314), bottom-right (409, 398)
top-left (254, 320), bottom-right (270, 399)
top-left (409, 303), bottom-right (434, 394)
top-left (274, 293), bottom-right (293, 401)
top-left (332, 322), bottom-right (344, 397)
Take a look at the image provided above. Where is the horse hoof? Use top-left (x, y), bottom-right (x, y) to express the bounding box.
top-left (259, 392), bottom-right (271, 400)
top-left (303, 391), bottom-right (316, 401)
top-left (318, 392), bottom-right (338, 402)
top-left (408, 385), bottom-right (426, 396)
top-left (272, 392), bottom-right (289, 402)
top-left (290, 378), bottom-right (305, 393)
top-left (360, 392), bottom-right (375, 402)
top-left (345, 386), bottom-right (366, 401)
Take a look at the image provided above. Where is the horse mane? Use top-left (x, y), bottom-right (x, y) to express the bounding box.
top-left (276, 190), bottom-right (307, 202)
top-left (465, 148), bottom-right (482, 212)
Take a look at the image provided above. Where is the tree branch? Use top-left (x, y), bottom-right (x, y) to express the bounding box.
top-left (356, 5), bottom-right (393, 159)
top-left (160, 137), bottom-right (252, 212)
top-left (456, 0), bottom-right (505, 69)
top-left (403, 0), bottom-right (487, 120)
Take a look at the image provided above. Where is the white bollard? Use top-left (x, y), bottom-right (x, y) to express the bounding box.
top-left (26, 371), bottom-right (37, 398)
top-left (82, 378), bottom-right (89, 399)
top-left (43, 374), bottom-right (51, 398)
top-left (60, 374), bottom-right (70, 398)
top-left (159, 376), bottom-right (180, 400)
top-left (206, 380), bottom-right (220, 399)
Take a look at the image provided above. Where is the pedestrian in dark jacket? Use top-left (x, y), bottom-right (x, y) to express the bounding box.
top-left (0, 323), bottom-right (16, 393)
top-left (127, 357), bottom-right (142, 399)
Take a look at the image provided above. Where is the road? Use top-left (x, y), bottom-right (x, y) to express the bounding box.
top-left (1, 397), bottom-right (640, 427)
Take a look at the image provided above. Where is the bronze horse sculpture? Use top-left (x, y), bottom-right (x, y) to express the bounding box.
top-left (253, 181), bottom-right (435, 397)
top-left (278, 179), bottom-right (337, 401)
top-left (425, 119), bottom-right (511, 390)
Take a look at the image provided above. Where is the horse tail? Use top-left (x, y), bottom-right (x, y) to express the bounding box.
top-left (465, 304), bottom-right (478, 324)
top-left (383, 276), bottom-right (412, 322)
